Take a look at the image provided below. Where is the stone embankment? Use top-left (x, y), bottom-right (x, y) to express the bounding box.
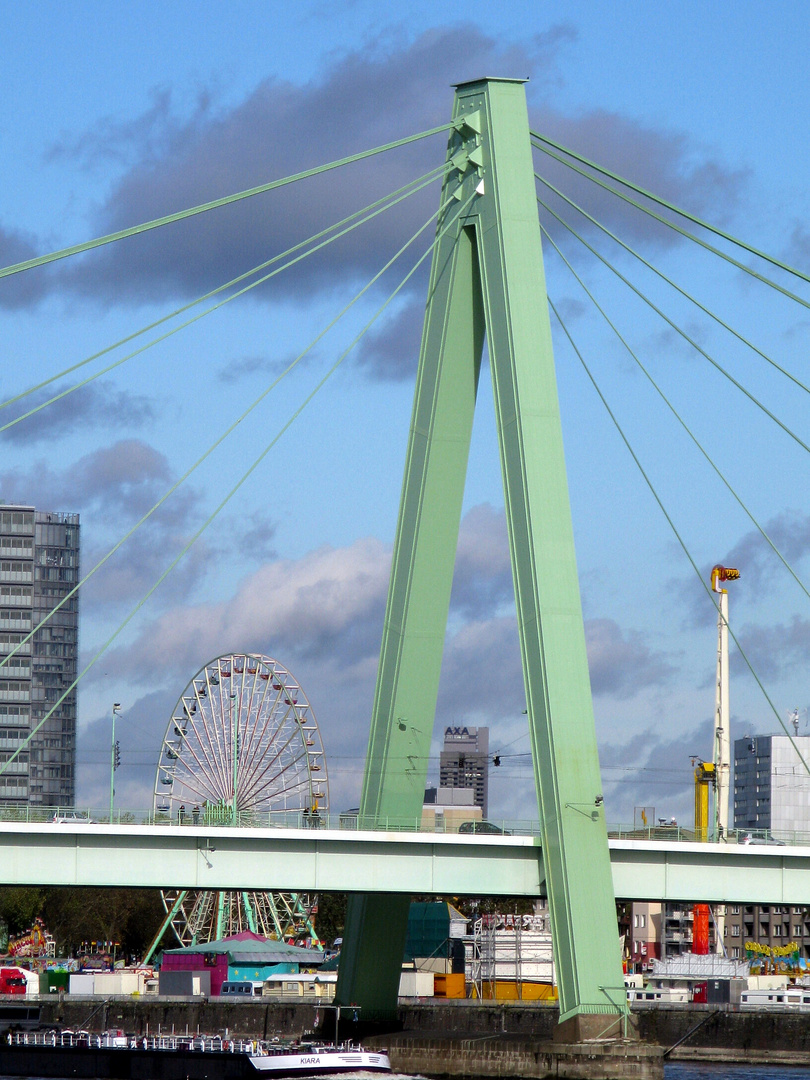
top-left (30, 998), bottom-right (810, 1079)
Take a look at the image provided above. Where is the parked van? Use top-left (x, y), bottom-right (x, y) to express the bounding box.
top-left (219, 981), bottom-right (263, 997)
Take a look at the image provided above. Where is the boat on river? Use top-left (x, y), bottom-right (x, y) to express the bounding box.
top-left (1, 1028), bottom-right (392, 1078)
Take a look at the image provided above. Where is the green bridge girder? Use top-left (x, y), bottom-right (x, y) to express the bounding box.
top-left (0, 822), bottom-right (807, 907)
top-left (335, 77), bottom-right (625, 1030)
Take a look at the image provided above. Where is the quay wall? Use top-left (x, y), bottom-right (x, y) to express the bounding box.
top-left (30, 997), bottom-right (810, 1048)
top-left (21, 999), bottom-right (810, 1076)
top-left (374, 1035), bottom-right (663, 1080)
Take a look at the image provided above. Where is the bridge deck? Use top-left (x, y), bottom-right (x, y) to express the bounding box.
top-left (2, 822), bottom-right (809, 902)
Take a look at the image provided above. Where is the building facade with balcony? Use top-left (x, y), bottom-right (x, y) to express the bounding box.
top-left (0, 505), bottom-right (80, 807)
top-left (724, 904), bottom-right (810, 961)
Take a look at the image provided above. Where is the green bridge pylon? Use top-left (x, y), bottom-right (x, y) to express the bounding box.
top-left (335, 78), bottom-right (626, 1034)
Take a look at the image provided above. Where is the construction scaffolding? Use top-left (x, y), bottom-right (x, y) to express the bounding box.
top-left (467, 912), bottom-right (556, 1000)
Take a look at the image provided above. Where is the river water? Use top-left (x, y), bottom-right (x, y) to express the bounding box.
top-left (666, 1068), bottom-right (810, 1079)
top-left (15, 1072), bottom-right (810, 1080)
top-left (14, 1068), bottom-right (810, 1080)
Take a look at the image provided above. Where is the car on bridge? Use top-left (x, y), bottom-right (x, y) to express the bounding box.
top-left (458, 820), bottom-right (511, 835)
top-left (51, 811), bottom-right (93, 824)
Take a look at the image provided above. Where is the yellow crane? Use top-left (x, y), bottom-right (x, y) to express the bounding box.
top-left (693, 760), bottom-right (715, 843)
top-left (693, 564), bottom-right (739, 844)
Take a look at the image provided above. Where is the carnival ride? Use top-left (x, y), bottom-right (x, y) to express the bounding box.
top-left (148, 652), bottom-right (328, 951)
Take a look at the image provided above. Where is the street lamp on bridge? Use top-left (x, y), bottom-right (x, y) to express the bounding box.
top-left (110, 702), bottom-right (121, 823)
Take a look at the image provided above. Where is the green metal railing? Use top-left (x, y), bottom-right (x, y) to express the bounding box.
top-left (0, 807), bottom-right (807, 846)
top-left (0, 805), bottom-right (543, 835)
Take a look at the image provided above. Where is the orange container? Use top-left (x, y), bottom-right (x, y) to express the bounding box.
top-left (434, 972), bottom-right (466, 998)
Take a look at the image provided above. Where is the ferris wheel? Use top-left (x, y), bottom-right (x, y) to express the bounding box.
top-left (148, 652), bottom-right (328, 949)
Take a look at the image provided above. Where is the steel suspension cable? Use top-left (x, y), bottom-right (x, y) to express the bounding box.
top-left (531, 139), bottom-right (810, 312)
top-left (0, 123), bottom-right (454, 280)
top-left (539, 220), bottom-right (810, 607)
top-left (537, 194), bottom-right (810, 458)
top-left (534, 171), bottom-right (810, 398)
top-left (0, 181), bottom-right (461, 675)
top-left (531, 130), bottom-right (810, 288)
top-left (2, 162), bottom-right (452, 431)
top-left (548, 295), bottom-right (810, 777)
top-left (0, 189), bottom-right (479, 775)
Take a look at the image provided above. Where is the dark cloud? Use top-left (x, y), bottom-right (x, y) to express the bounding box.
top-left (0, 439), bottom-right (171, 514)
top-left (0, 382), bottom-right (155, 444)
top-left (81, 526), bottom-right (212, 609)
top-left (2, 27), bottom-right (745, 391)
top-left (76, 690), bottom-right (179, 809)
top-left (354, 300), bottom-right (424, 381)
top-left (533, 110), bottom-right (748, 249)
top-left (235, 510), bottom-right (278, 562)
top-left (0, 440), bottom-right (213, 609)
top-left (88, 501), bottom-right (676, 776)
top-left (732, 614), bottom-right (810, 680)
top-left (787, 223), bottom-right (810, 267)
top-left (680, 512), bottom-right (810, 628)
top-left (91, 536), bottom-right (390, 687)
top-left (437, 614), bottom-right (524, 723)
top-left (551, 296), bottom-right (588, 324)
top-left (0, 224), bottom-right (50, 309)
top-left (71, 494), bottom-right (689, 812)
top-left (449, 503), bottom-right (513, 619)
top-left (45, 88), bottom-right (200, 171)
top-left (77, 537), bottom-right (393, 811)
top-left (641, 320), bottom-right (713, 364)
top-left (586, 618), bottom-right (677, 698)
top-left (90, 497), bottom-right (675, 703)
top-left (597, 718), bottom-right (713, 822)
top-left (725, 512), bottom-right (810, 590)
top-left (217, 350), bottom-right (321, 383)
top-left (216, 355), bottom-right (275, 382)
top-left (783, 317), bottom-right (810, 342)
top-left (58, 27), bottom-right (539, 308)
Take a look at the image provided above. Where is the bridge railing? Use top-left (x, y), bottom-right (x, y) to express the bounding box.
top-left (0, 805), bottom-right (544, 836)
top-left (3, 807), bottom-right (809, 846)
top-left (605, 823), bottom-right (810, 846)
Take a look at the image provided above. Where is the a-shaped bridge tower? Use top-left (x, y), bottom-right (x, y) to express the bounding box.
top-left (335, 78), bottom-right (626, 1037)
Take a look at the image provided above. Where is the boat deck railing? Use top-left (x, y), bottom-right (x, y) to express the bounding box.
top-left (7, 1030), bottom-right (335, 1055)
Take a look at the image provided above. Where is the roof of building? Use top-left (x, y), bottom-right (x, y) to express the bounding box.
top-left (163, 931), bottom-right (324, 965)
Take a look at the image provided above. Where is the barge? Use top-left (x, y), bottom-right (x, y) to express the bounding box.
top-left (0, 1029), bottom-right (392, 1078)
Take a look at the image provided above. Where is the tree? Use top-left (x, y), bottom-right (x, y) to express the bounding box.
top-left (0, 887), bottom-right (46, 936)
top-left (41, 888), bottom-right (168, 959)
top-left (314, 893), bottom-right (346, 947)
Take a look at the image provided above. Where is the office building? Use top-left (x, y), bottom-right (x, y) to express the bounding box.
top-left (439, 725), bottom-right (489, 817)
top-left (734, 733), bottom-right (810, 838)
top-left (0, 505), bottom-right (80, 807)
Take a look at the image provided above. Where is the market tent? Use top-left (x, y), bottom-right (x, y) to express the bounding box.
top-left (163, 930), bottom-right (325, 966)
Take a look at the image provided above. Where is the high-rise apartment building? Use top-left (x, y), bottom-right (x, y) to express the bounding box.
top-left (0, 505), bottom-right (80, 807)
top-left (734, 733), bottom-right (810, 838)
top-left (439, 725), bottom-right (489, 818)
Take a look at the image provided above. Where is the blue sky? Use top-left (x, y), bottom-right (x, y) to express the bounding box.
top-left (2, 1), bottom-right (810, 825)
